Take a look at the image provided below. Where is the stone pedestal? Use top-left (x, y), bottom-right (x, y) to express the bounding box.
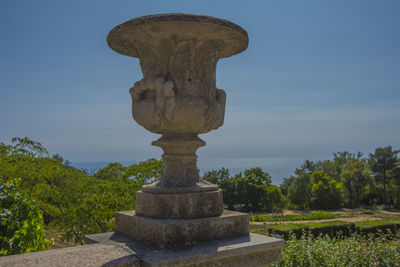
top-left (116, 210), bottom-right (249, 247)
top-left (135, 188), bottom-right (223, 219)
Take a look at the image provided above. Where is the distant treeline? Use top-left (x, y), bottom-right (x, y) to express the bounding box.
top-left (204, 148), bottom-right (400, 211)
top-left (1, 137), bottom-right (399, 255)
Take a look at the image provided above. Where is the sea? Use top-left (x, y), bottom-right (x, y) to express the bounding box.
top-left (70, 159), bottom-right (296, 185)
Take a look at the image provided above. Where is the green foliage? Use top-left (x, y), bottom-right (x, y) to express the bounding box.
top-left (2, 136), bottom-right (400, 255)
top-left (281, 148), bottom-right (400, 209)
top-left (287, 173), bottom-right (311, 209)
top-left (95, 159), bottom-right (163, 183)
top-left (265, 185), bottom-right (285, 211)
top-left (233, 170), bottom-right (270, 211)
top-left (0, 178), bottom-right (47, 256)
top-left (279, 176), bottom-right (295, 196)
top-left (340, 158), bottom-right (374, 207)
top-left (126, 158), bottom-right (163, 183)
top-left (0, 137), bottom-right (163, 245)
top-left (272, 231), bottom-right (400, 266)
top-left (52, 175), bottom-right (143, 243)
top-left (243, 167), bottom-right (272, 185)
top-left (355, 220), bottom-right (400, 237)
top-left (310, 171), bottom-right (343, 209)
top-left (369, 146), bottom-right (400, 207)
top-left (254, 219), bottom-right (400, 241)
top-left (355, 220), bottom-right (400, 228)
top-left (250, 211), bottom-right (336, 222)
top-left (202, 168), bottom-right (235, 207)
top-left (263, 221), bottom-right (355, 240)
top-left (203, 167), bottom-right (276, 212)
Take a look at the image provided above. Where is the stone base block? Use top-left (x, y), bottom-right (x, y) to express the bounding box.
top-left (85, 231), bottom-right (285, 267)
top-left (115, 210), bottom-right (248, 247)
top-left (135, 189), bottom-right (223, 219)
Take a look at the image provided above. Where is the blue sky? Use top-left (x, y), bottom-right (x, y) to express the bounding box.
top-left (1, 1), bottom-right (399, 184)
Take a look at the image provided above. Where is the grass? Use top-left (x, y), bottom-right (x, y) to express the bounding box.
top-left (250, 211), bottom-right (336, 222)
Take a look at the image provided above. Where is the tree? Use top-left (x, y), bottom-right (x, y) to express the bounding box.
top-left (394, 161), bottom-right (400, 207)
top-left (294, 160), bottom-right (316, 176)
top-left (310, 171), bottom-right (343, 209)
top-left (280, 176), bottom-right (296, 196)
top-left (236, 168), bottom-right (271, 211)
top-left (203, 167), bottom-right (274, 212)
top-left (203, 168), bottom-right (230, 185)
top-left (95, 163), bottom-right (127, 180)
top-left (203, 168), bottom-right (235, 208)
top-left (340, 158), bottom-right (373, 207)
top-left (287, 173), bottom-right (312, 209)
top-left (243, 167), bottom-right (272, 186)
top-left (265, 185), bottom-right (285, 211)
top-left (125, 158), bottom-right (163, 183)
top-left (369, 146), bottom-right (400, 207)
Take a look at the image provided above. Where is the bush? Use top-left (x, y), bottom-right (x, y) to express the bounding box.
top-left (0, 178), bottom-right (48, 256)
top-left (272, 231), bottom-right (400, 266)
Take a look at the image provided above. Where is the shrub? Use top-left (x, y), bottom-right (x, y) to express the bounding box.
top-left (0, 178), bottom-right (48, 256)
top-left (272, 231), bottom-right (400, 266)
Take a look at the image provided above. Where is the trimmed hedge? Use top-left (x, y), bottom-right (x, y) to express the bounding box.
top-left (251, 220), bottom-right (400, 240)
top-left (250, 211), bottom-right (336, 222)
top-left (355, 220), bottom-right (400, 236)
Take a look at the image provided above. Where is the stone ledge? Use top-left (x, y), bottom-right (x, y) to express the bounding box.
top-left (0, 231), bottom-right (284, 267)
top-left (0, 243), bottom-right (140, 267)
top-left (115, 210), bottom-right (249, 247)
top-left (86, 231), bottom-right (285, 266)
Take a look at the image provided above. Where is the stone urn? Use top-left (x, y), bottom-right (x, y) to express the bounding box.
top-left (108, 14), bottom-right (248, 221)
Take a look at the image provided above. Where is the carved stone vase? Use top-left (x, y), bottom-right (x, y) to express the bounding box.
top-left (108, 14), bottom-right (248, 221)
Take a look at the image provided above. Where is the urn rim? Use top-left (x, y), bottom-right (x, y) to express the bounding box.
top-left (107, 13), bottom-right (249, 59)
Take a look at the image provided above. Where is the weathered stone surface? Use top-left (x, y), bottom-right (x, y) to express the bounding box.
top-left (0, 243), bottom-right (140, 267)
top-left (0, 232), bottom-right (284, 267)
top-left (107, 14), bottom-right (248, 59)
top-left (86, 231), bottom-right (285, 267)
top-left (135, 189), bottom-right (223, 219)
top-left (141, 180), bottom-right (218, 194)
top-left (115, 210), bottom-right (249, 247)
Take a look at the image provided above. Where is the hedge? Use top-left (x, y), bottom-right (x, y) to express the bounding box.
top-left (251, 220), bottom-right (400, 240)
top-left (250, 211), bottom-right (336, 222)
